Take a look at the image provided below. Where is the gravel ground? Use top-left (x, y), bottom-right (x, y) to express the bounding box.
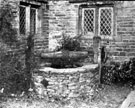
top-left (0, 84), bottom-right (132, 108)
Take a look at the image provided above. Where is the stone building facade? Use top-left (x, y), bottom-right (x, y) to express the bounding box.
top-left (4, 0), bottom-right (49, 54)
top-left (8, 0), bottom-right (135, 62)
top-left (48, 1), bottom-right (135, 62)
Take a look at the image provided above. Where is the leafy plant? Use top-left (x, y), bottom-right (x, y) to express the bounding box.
top-left (101, 58), bottom-right (135, 86)
top-left (0, 48), bottom-right (26, 95)
top-left (56, 33), bottom-right (81, 51)
top-left (43, 33), bottom-right (87, 68)
top-left (0, 0), bottom-right (17, 45)
top-left (0, 33), bottom-right (37, 96)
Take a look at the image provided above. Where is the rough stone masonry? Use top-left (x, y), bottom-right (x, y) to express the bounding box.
top-left (33, 64), bottom-right (98, 99)
top-left (6, 0), bottom-right (135, 62)
top-left (48, 1), bottom-right (135, 62)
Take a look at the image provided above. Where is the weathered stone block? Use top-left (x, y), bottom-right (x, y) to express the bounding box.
top-left (33, 76), bottom-right (44, 83)
top-left (119, 52), bottom-right (126, 56)
top-left (68, 86), bottom-right (78, 90)
top-left (130, 45), bottom-right (135, 48)
top-left (127, 53), bottom-right (135, 56)
top-left (69, 77), bottom-right (79, 82)
top-left (68, 92), bottom-right (79, 98)
top-left (47, 89), bottom-right (55, 93)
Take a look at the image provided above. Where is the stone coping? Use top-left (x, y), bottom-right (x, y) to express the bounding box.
top-left (39, 64), bottom-right (98, 74)
top-left (41, 51), bottom-right (88, 59)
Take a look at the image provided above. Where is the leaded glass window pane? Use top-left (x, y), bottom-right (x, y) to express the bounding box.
top-left (30, 8), bottom-right (36, 34)
top-left (99, 7), bottom-right (113, 36)
top-left (83, 8), bottom-right (95, 35)
top-left (19, 6), bottom-right (26, 35)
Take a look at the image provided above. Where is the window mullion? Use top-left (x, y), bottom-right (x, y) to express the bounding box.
top-left (35, 9), bottom-right (39, 34)
top-left (82, 8), bottom-right (84, 35)
top-left (30, 8), bottom-right (36, 34)
top-left (95, 7), bottom-right (99, 37)
top-left (78, 7), bottom-right (82, 35)
top-left (26, 6), bottom-right (30, 34)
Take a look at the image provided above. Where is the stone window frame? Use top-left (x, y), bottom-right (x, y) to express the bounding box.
top-left (19, 2), bottom-right (40, 35)
top-left (78, 4), bottom-right (115, 40)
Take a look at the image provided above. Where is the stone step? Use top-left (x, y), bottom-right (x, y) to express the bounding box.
top-left (120, 90), bottom-right (135, 108)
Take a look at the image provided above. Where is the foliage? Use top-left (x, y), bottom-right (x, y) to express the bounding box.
top-left (24, 33), bottom-right (37, 93)
top-left (0, 33), bottom-right (37, 96)
top-left (43, 33), bottom-right (88, 68)
top-left (101, 58), bottom-right (135, 86)
top-left (56, 33), bottom-right (81, 51)
top-left (0, 0), bottom-right (17, 45)
top-left (0, 45), bottom-right (26, 95)
top-left (0, 0), bottom-right (25, 94)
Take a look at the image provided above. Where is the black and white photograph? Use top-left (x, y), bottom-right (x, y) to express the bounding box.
top-left (0, 0), bottom-right (135, 108)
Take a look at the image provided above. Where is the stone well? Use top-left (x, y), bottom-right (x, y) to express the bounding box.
top-left (33, 64), bottom-right (98, 99)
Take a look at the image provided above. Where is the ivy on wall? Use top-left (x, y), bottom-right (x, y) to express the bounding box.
top-left (0, 0), bottom-right (17, 45)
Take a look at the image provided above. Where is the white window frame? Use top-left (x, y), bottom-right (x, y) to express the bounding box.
top-left (82, 8), bottom-right (96, 35)
top-left (98, 7), bottom-right (113, 37)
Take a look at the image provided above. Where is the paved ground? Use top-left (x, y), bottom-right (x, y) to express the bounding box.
top-left (120, 90), bottom-right (135, 108)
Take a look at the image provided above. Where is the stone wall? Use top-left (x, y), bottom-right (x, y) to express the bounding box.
top-left (33, 64), bottom-right (98, 99)
top-left (1, 0), bottom-right (49, 55)
top-left (3, 0), bottom-right (135, 62)
top-left (48, 1), bottom-right (135, 62)
top-left (48, 1), bottom-right (79, 51)
top-left (110, 1), bottom-right (135, 61)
